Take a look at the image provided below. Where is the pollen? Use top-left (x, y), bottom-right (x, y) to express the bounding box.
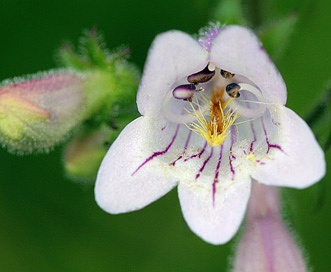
top-left (187, 86), bottom-right (239, 147)
top-left (245, 153), bottom-right (257, 163)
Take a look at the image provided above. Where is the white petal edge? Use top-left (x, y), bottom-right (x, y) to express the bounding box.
top-left (209, 25), bottom-right (287, 105)
top-left (95, 117), bottom-right (177, 214)
top-left (252, 106), bottom-right (325, 188)
top-left (178, 177), bottom-right (251, 245)
top-left (137, 30), bottom-right (208, 115)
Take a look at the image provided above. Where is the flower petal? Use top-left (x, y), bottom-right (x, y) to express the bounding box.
top-left (252, 106), bottom-right (325, 188)
top-left (137, 31), bottom-right (208, 116)
top-left (95, 117), bottom-right (177, 214)
top-left (178, 177), bottom-right (251, 244)
top-left (209, 26), bottom-right (287, 105)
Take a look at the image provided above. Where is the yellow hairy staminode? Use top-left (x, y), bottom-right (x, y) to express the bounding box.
top-left (187, 86), bottom-right (239, 147)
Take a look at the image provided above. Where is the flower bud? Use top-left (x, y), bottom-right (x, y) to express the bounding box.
top-left (232, 182), bottom-right (307, 272)
top-left (0, 71), bottom-right (85, 153)
top-left (63, 126), bottom-right (113, 181)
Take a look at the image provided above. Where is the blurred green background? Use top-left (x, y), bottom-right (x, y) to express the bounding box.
top-left (0, 0), bottom-right (330, 271)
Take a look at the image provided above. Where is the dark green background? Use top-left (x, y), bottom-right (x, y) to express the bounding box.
top-left (0, 0), bottom-right (330, 271)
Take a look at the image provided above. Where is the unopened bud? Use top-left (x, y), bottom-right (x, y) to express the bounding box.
top-left (0, 71), bottom-right (85, 153)
top-left (64, 126), bottom-right (112, 181)
top-left (232, 182), bottom-right (307, 272)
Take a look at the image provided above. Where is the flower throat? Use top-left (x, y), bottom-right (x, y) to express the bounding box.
top-left (187, 86), bottom-right (239, 147)
top-left (170, 63), bottom-right (267, 147)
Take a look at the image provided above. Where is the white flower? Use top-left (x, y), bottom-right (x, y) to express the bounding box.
top-left (95, 25), bottom-right (325, 244)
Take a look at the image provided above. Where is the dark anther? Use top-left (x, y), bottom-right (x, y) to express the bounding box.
top-left (220, 69), bottom-right (235, 79)
top-left (187, 64), bottom-right (216, 84)
top-left (173, 83), bottom-right (197, 101)
top-left (226, 83), bottom-right (240, 98)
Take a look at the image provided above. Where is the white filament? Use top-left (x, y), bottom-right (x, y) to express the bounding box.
top-left (162, 90), bottom-right (196, 124)
top-left (228, 83), bottom-right (267, 118)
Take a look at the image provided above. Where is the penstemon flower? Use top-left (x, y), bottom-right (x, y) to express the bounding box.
top-left (95, 25), bottom-right (325, 244)
top-left (233, 182), bottom-right (307, 272)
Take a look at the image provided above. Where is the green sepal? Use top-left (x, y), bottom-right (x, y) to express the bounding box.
top-left (57, 28), bottom-right (140, 126)
top-left (81, 61), bottom-right (139, 127)
top-left (57, 43), bottom-right (89, 71)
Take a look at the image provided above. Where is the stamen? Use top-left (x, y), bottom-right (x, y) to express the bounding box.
top-left (187, 64), bottom-right (216, 84)
top-left (186, 87), bottom-right (239, 147)
top-left (208, 63), bottom-right (216, 71)
top-left (173, 83), bottom-right (200, 101)
top-left (220, 69), bottom-right (235, 79)
top-left (228, 83), bottom-right (267, 118)
top-left (226, 83), bottom-right (240, 98)
top-left (163, 90), bottom-right (197, 124)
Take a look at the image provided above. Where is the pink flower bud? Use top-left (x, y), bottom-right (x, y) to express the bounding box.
top-left (232, 182), bottom-right (307, 272)
top-left (0, 71), bottom-right (85, 153)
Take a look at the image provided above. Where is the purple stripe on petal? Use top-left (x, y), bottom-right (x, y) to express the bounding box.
top-left (184, 130), bottom-right (192, 149)
top-left (261, 117), bottom-right (283, 154)
top-left (212, 145), bottom-right (224, 206)
top-left (184, 141), bottom-right (207, 162)
top-left (214, 145), bottom-right (224, 182)
top-left (195, 147), bottom-right (214, 180)
top-left (229, 155), bottom-right (236, 180)
top-left (242, 91), bottom-right (257, 152)
top-left (170, 156), bottom-right (182, 166)
top-left (132, 125), bottom-right (180, 176)
top-left (229, 127), bottom-right (237, 180)
top-left (249, 122), bottom-right (257, 152)
top-left (169, 130), bottom-right (192, 166)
